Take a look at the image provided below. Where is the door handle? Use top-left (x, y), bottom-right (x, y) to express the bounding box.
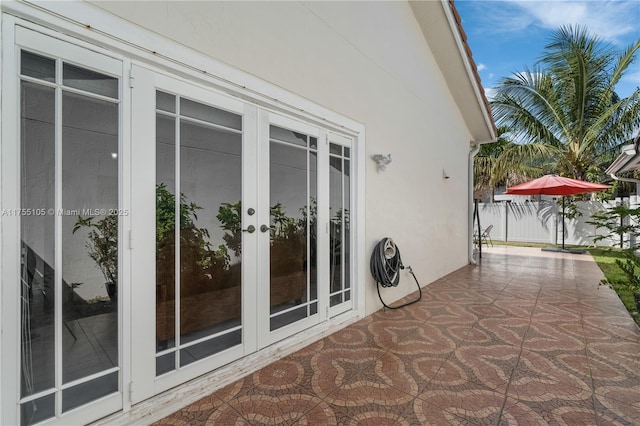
top-left (260, 224), bottom-right (271, 233)
top-left (242, 225), bottom-right (256, 233)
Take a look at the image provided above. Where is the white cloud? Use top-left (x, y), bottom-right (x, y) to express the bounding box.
top-left (489, 73), bottom-right (495, 79)
top-left (622, 69), bottom-right (640, 85)
top-left (485, 87), bottom-right (497, 101)
top-left (505, 0), bottom-right (639, 43)
top-left (477, 63), bottom-right (487, 71)
top-left (471, 1), bottom-right (639, 44)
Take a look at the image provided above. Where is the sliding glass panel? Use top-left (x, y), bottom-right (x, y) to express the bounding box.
top-left (179, 329), bottom-right (242, 367)
top-left (21, 51), bottom-right (55, 82)
top-left (329, 156), bottom-right (343, 305)
top-left (20, 394), bottom-right (55, 426)
top-left (156, 352), bottom-right (175, 377)
top-left (156, 113), bottom-right (177, 353)
top-left (156, 93), bottom-right (243, 373)
top-left (309, 152), bottom-right (318, 304)
top-left (62, 91), bottom-right (119, 384)
top-left (19, 51), bottom-right (121, 425)
top-left (156, 91), bottom-right (176, 113)
top-left (270, 126), bottom-right (307, 148)
top-left (269, 126), bottom-right (317, 331)
top-left (180, 98), bottom-right (241, 130)
top-left (20, 81), bottom-right (56, 400)
top-left (63, 63), bottom-right (118, 99)
top-left (329, 143), bottom-right (351, 308)
top-left (344, 159), bottom-right (351, 300)
top-left (61, 371), bottom-right (118, 413)
top-left (179, 118), bottom-right (242, 346)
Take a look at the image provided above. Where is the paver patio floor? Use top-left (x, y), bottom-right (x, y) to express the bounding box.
top-left (154, 246), bottom-right (640, 425)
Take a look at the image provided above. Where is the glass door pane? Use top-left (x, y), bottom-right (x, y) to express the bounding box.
top-left (20, 78), bottom-right (56, 426)
top-left (155, 92), bottom-right (243, 374)
top-left (19, 49), bottom-right (120, 424)
top-left (268, 126), bottom-right (318, 331)
top-left (329, 143), bottom-right (351, 308)
top-left (61, 91), bottom-right (119, 385)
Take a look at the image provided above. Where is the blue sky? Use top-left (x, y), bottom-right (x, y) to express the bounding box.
top-left (455, 0), bottom-right (640, 99)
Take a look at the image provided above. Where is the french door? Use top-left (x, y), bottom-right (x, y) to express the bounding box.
top-left (6, 26), bottom-right (126, 425)
top-left (256, 113), bottom-right (328, 348)
top-left (130, 68), bottom-right (253, 397)
top-left (130, 68), bottom-right (354, 400)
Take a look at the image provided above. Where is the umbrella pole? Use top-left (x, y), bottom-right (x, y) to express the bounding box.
top-left (562, 196), bottom-right (566, 250)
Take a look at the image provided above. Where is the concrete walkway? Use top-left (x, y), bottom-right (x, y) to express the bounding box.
top-left (155, 246), bottom-right (640, 425)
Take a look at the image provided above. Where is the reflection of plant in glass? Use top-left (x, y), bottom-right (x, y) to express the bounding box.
top-left (269, 203), bottom-right (306, 289)
top-left (73, 213), bottom-right (118, 299)
top-left (156, 182), bottom-right (204, 242)
top-left (217, 201), bottom-right (312, 247)
top-left (217, 202), bottom-right (242, 258)
top-left (270, 202), bottom-right (299, 239)
top-left (299, 198), bottom-right (317, 229)
top-left (156, 183), bottom-right (229, 273)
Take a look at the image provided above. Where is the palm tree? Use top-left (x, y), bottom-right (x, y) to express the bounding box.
top-left (474, 126), bottom-right (554, 200)
top-left (490, 25), bottom-right (640, 182)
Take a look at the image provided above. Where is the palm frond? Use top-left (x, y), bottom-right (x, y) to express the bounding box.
top-left (491, 25), bottom-right (639, 180)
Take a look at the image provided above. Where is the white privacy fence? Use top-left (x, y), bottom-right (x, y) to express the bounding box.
top-left (475, 198), bottom-right (640, 248)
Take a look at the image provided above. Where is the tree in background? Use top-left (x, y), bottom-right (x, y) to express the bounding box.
top-left (490, 25), bottom-right (640, 183)
top-left (474, 126), bottom-right (554, 200)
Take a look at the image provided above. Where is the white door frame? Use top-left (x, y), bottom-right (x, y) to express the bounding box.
top-left (256, 112), bottom-right (330, 349)
top-left (1, 21), bottom-right (127, 425)
top-left (130, 66), bottom-right (256, 401)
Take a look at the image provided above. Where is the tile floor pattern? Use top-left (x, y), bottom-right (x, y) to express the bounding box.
top-left (154, 247), bottom-right (640, 425)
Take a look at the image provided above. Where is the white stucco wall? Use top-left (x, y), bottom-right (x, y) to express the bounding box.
top-left (89, 0), bottom-right (474, 315)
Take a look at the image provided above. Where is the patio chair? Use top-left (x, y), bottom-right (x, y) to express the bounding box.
top-left (481, 224), bottom-right (493, 247)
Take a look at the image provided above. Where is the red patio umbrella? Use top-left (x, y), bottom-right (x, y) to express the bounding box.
top-left (505, 175), bottom-right (611, 251)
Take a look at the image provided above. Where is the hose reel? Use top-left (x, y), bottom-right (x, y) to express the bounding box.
top-left (370, 238), bottom-right (422, 309)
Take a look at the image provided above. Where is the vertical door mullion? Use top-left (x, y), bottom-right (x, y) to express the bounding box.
top-left (341, 156), bottom-right (345, 301)
top-left (54, 58), bottom-right (63, 417)
top-left (255, 109), bottom-right (270, 348)
top-left (120, 59), bottom-right (132, 411)
top-left (174, 98), bottom-right (181, 370)
top-left (317, 130), bottom-right (329, 321)
top-left (242, 105), bottom-right (258, 355)
top-left (129, 64), bottom-right (157, 403)
top-left (1, 19), bottom-right (20, 424)
top-left (306, 142), bottom-right (311, 317)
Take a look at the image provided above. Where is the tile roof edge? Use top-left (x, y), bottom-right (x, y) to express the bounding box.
top-left (448, 0), bottom-right (498, 139)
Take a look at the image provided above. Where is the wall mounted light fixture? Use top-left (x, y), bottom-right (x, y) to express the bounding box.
top-left (442, 169), bottom-right (450, 179)
top-left (372, 154), bottom-right (392, 172)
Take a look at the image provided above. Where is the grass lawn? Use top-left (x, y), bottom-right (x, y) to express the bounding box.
top-left (488, 242), bottom-right (639, 325)
top-left (587, 247), bottom-right (639, 325)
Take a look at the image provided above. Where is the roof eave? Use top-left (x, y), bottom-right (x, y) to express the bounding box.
top-left (409, 0), bottom-right (497, 144)
top-left (605, 134), bottom-right (640, 175)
